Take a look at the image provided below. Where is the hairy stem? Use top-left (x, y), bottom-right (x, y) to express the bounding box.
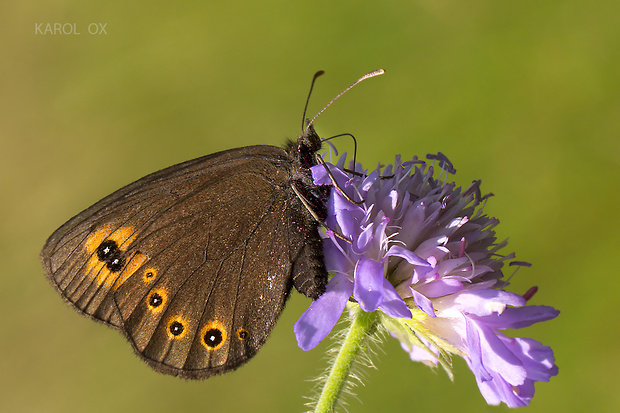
top-left (314, 309), bottom-right (377, 412)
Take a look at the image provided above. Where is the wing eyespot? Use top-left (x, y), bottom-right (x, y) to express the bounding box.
top-left (167, 317), bottom-right (187, 339)
top-left (142, 268), bottom-right (158, 282)
top-left (236, 327), bottom-right (249, 341)
top-left (107, 256), bottom-right (125, 272)
top-left (200, 320), bottom-right (227, 351)
top-left (86, 226), bottom-right (138, 274)
top-left (147, 289), bottom-right (167, 313)
top-left (204, 329), bottom-right (223, 348)
top-left (96, 240), bottom-right (126, 272)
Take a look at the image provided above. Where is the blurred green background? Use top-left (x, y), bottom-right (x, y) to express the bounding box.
top-left (1, 1), bottom-right (618, 412)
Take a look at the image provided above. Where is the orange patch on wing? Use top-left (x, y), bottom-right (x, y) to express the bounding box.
top-left (109, 226), bottom-right (139, 249)
top-left (93, 264), bottom-right (115, 289)
top-left (84, 225), bottom-right (113, 254)
top-left (84, 256), bottom-right (110, 287)
top-left (84, 225), bottom-right (138, 254)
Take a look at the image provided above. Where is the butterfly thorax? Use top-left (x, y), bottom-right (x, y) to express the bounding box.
top-left (284, 124), bottom-right (329, 223)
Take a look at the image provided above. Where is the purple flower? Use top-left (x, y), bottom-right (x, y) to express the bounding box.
top-left (294, 153), bottom-right (559, 407)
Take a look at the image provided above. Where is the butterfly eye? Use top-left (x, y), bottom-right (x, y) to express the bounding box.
top-left (236, 328), bottom-right (249, 341)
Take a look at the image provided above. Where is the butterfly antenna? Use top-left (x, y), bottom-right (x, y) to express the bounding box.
top-left (301, 70), bottom-right (326, 132)
top-left (323, 132), bottom-right (359, 171)
top-left (305, 69), bottom-right (385, 133)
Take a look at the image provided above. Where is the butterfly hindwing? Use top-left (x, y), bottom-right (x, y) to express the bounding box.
top-left (41, 144), bottom-right (327, 378)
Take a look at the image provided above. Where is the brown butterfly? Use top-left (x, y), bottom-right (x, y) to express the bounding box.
top-left (40, 70), bottom-right (384, 379)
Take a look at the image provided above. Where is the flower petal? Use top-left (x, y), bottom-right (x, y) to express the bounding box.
top-left (410, 288), bottom-right (436, 317)
top-left (471, 318), bottom-right (527, 385)
top-left (482, 305), bottom-right (560, 330)
top-left (294, 273), bottom-right (353, 351)
top-left (453, 289), bottom-right (526, 316)
top-left (322, 236), bottom-right (353, 274)
top-left (353, 257), bottom-right (385, 312)
top-left (417, 278), bottom-right (464, 297)
top-left (379, 278), bottom-right (412, 318)
top-left (352, 222), bottom-right (374, 254)
top-left (385, 245), bottom-right (430, 266)
top-left (470, 334), bottom-right (558, 407)
top-left (328, 193), bottom-right (365, 239)
top-left (310, 162), bottom-right (349, 187)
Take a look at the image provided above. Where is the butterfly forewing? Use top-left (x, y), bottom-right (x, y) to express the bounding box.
top-left (41, 143), bottom-right (327, 378)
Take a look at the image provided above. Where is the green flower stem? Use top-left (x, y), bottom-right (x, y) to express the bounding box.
top-left (314, 309), bottom-right (378, 413)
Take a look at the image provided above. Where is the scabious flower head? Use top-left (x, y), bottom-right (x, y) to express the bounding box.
top-left (294, 152), bottom-right (559, 407)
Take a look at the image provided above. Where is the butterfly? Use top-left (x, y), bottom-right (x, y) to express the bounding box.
top-left (40, 70), bottom-right (384, 379)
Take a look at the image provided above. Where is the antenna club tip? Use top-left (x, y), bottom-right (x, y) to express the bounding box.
top-left (365, 69), bottom-right (386, 79)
